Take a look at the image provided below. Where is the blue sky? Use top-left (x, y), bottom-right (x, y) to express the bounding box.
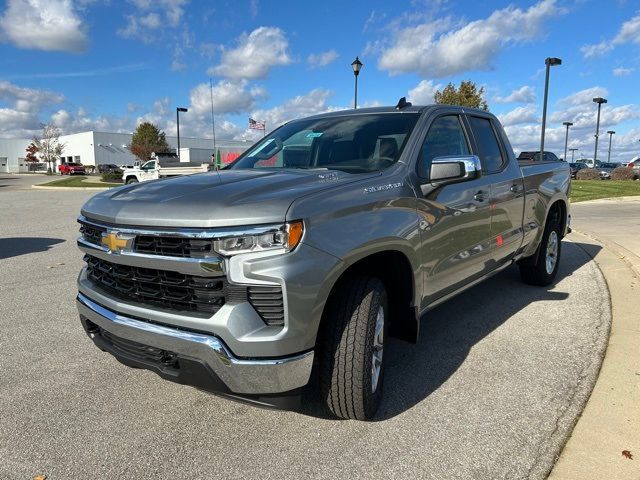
top-left (0, 0), bottom-right (639, 161)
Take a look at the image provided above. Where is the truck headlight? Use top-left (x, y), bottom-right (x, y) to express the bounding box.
top-left (214, 221), bottom-right (304, 255)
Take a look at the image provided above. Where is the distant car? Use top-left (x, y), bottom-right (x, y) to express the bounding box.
top-left (627, 157), bottom-right (640, 178)
top-left (597, 162), bottom-right (620, 180)
top-left (517, 151), bottom-right (561, 162)
top-left (97, 164), bottom-right (120, 174)
top-left (59, 162), bottom-right (86, 175)
top-left (569, 162), bottom-right (589, 179)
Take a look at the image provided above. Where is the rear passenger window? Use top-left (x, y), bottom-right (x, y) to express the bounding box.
top-left (469, 116), bottom-right (505, 173)
top-left (418, 115), bottom-right (470, 178)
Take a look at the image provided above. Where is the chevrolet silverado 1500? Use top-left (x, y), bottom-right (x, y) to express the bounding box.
top-left (76, 103), bottom-right (570, 420)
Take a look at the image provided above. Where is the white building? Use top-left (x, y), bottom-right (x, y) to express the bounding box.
top-left (0, 131), bottom-right (252, 173)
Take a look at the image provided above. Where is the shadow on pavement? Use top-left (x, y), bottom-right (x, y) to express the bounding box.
top-left (0, 237), bottom-right (66, 260)
top-left (300, 241), bottom-right (601, 420)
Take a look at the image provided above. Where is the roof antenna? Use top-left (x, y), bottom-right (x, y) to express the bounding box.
top-left (396, 97), bottom-right (412, 110)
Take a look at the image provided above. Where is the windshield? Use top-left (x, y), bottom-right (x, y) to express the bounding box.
top-left (229, 113), bottom-right (420, 173)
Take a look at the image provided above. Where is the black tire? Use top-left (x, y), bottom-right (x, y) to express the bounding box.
top-left (519, 211), bottom-right (562, 286)
top-left (125, 177), bottom-right (138, 184)
top-left (319, 275), bottom-right (388, 420)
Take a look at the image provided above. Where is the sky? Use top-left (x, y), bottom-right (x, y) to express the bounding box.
top-left (0, 0), bottom-right (639, 162)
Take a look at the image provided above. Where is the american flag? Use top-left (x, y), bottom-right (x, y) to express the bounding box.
top-left (248, 118), bottom-right (265, 130)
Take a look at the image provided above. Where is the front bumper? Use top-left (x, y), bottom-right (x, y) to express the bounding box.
top-left (77, 293), bottom-right (314, 402)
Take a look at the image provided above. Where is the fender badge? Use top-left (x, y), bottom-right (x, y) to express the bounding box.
top-left (363, 182), bottom-right (403, 194)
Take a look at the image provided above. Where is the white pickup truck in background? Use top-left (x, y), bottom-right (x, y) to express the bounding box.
top-left (122, 159), bottom-right (212, 184)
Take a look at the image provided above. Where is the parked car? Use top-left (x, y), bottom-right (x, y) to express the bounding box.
top-left (517, 151), bottom-right (561, 162)
top-left (76, 103), bottom-right (570, 420)
top-left (597, 162), bottom-right (620, 180)
top-left (121, 159), bottom-right (212, 184)
top-left (59, 162), bottom-right (86, 175)
top-left (569, 162), bottom-right (589, 179)
top-left (98, 164), bottom-right (120, 174)
top-left (627, 157), bottom-right (640, 179)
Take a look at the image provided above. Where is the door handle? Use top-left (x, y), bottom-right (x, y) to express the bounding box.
top-left (474, 190), bottom-right (489, 202)
top-left (510, 184), bottom-right (521, 193)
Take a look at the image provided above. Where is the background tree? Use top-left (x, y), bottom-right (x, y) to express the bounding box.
top-left (434, 80), bottom-right (489, 111)
top-left (129, 122), bottom-right (170, 161)
top-left (25, 142), bottom-right (39, 163)
top-left (33, 124), bottom-right (65, 174)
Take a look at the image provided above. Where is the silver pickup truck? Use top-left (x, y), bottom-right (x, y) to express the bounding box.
top-left (76, 103), bottom-right (570, 420)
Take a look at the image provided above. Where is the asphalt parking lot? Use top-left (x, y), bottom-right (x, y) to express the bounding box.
top-left (0, 175), bottom-right (611, 479)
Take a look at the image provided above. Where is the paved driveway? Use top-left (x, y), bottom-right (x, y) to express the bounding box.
top-left (0, 187), bottom-right (610, 479)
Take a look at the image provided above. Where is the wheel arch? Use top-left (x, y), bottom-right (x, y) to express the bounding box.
top-left (316, 248), bottom-right (419, 346)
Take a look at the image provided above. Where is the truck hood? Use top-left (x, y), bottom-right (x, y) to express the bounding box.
top-left (81, 168), bottom-right (372, 228)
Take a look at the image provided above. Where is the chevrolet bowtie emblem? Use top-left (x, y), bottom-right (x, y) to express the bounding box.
top-left (101, 231), bottom-right (133, 252)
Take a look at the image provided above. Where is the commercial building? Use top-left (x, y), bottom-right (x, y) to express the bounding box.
top-left (0, 131), bottom-right (252, 173)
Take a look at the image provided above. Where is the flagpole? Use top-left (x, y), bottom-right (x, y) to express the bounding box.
top-left (209, 78), bottom-right (216, 155)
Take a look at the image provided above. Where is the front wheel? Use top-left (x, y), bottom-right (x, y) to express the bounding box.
top-left (519, 215), bottom-right (562, 286)
top-left (319, 276), bottom-right (388, 420)
top-left (125, 177), bottom-right (138, 184)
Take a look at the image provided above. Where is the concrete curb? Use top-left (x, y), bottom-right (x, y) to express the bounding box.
top-left (549, 230), bottom-right (640, 479)
top-left (31, 184), bottom-right (112, 191)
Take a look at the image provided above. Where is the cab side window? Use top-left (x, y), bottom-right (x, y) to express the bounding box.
top-left (418, 115), bottom-right (470, 178)
top-left (468, 116), bottom-right (505, 173)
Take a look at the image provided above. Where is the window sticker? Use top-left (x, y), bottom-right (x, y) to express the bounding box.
top-left (306, 132), bottom-right (323, 138)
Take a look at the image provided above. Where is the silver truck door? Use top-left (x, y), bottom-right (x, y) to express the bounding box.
top-left (466, 115), bottom-right (525, 267)
top-left (414, 114), bottom-right (493, 308)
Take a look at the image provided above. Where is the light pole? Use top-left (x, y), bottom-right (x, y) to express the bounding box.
top-left (540, 57), bottom-right (562, 160)
top-left (351, 56), bottom-right (363, 109)
top-left (176, 107), bottom-right (188, 161)
top-left (569, 148), bottom-right (578, 162)
top-left (562, 121), bottom-right (573, 161)
top-left (606, 131), bottom-right (615, 163)
top-left (592, 97), bottom-right (607, 167)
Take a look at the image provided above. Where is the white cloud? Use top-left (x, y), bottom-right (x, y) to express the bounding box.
top-left (498, 105), bottom-right (538, 126)
top-left (0, 81), bottom-right (66, 136)
top-left (407, 80), bottom-right (442, 104)
top-left (189, 80), bottom-right (266, 116)
top-left (613, 67), bottom-right (634, 77)
top-left (307, 50), bottom-right (339, 68)
top-left (495, 85), bottom-right (536, 104)
top-left (209, 27), bottom-right (292, 80)
top-left (119, 0), bottom-right (189, 41)
top-left (378, 0), bottom-right (561, 77)
top-left (581, 14), bottom-right (640, 58)
top-left (233, 88), bottom-right (340, 140)
top-left (0, 0), bottom-right (88, 53)
top-left (502, 85), bottom-right (640, 162)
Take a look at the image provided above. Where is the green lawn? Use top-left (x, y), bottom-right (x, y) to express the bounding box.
top-left (41, 175), bottom-right (121, 188)
top-left (571, 180), bottom-right (640, 203)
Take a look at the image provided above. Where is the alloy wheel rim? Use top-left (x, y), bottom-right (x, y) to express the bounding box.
top-left (371, 305), bottom-right (384, 393)
top-left (546, 230), bottom-right (558, 275)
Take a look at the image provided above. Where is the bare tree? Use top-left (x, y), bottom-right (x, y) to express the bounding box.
top-left (33, 124), bottom-right (65, 174)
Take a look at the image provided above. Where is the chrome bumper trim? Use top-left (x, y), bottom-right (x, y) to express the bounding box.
top-left (77, 237), bottom-right (225, 276)
top-left (77, 293), bottom-right (313, 394)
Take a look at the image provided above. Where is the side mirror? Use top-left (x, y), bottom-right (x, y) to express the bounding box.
top-left (421, 155), bottom-right (482, 196)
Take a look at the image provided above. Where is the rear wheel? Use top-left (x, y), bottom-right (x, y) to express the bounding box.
top-left (319, 276), bottom-right (388, 420)
top-left (519, 210), bottom-right (562, 286)
top-left (125, 177), bottom-right (138, 184)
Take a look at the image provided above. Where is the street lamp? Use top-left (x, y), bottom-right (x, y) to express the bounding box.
top-left (569, 148), bottom-right (579, 162)
top-left (592, 97), bottom-right (607, 166)
top-left (607, 130), bottom-right (615, 163)
top-left (176, 107), bottom-right (188, 161)
top-left (540, 57), bottom-right (562, 160)
top-left (562, 121), bottom-right (573, 161)
top-left (351, 56), bottom-right (363, 109)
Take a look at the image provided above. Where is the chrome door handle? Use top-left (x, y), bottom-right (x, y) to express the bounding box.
top-left (510, 184), bottom-right (521, 193)
top-left (474, 191), bottom-right (489, 202)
